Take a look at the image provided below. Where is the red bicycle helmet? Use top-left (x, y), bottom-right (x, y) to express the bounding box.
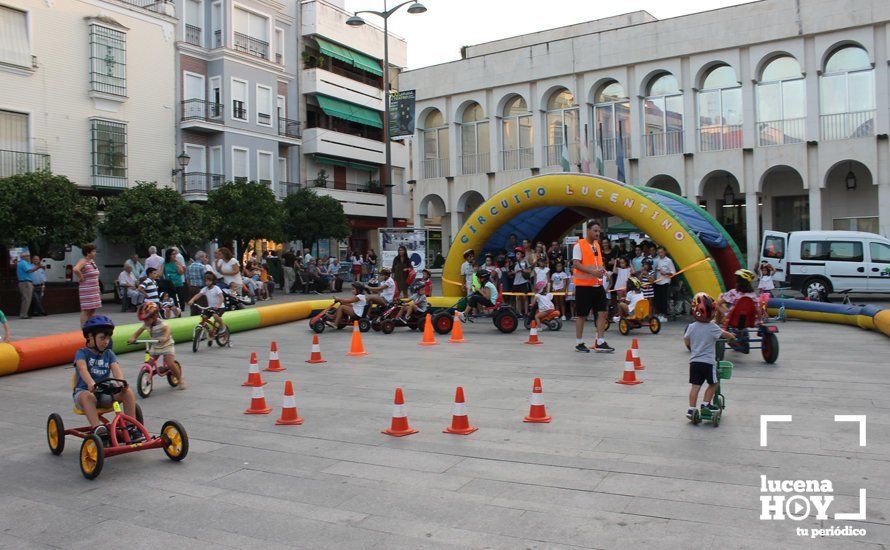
top-left (138, 302), bottom-right (159, 321)
top-left (691, 292), bottom-right (715, 322)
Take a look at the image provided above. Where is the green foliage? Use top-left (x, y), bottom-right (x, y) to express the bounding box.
top-left (0, 172), bottom-right (97, 255)
top-left (206, 181), bottom-right (284, 253)
top-left (282, 187), bottom-right (350, 249)
top-left (99, 181), bottom-right (209, 251)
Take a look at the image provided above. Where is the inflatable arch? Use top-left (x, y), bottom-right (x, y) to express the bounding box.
top-left (442, 174), bottom-right (729, 298)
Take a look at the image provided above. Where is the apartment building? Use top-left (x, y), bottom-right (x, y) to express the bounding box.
top-left (400, 0), bottom-right (890, 264)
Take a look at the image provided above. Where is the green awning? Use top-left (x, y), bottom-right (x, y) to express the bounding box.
top-left (314, 36), bottom-right (383, 77)
top-left (316, 94), bottom-right (383, 128)
top-left (314, 154), bottom-right (378, 172)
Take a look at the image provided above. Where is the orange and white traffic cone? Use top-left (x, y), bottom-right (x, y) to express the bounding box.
top-left (443, 386), bottom-right (478, 435)
top-left (265, 341), bottom-right (285, 372)
top-left (241, 352), bottom-right (266, 387)
top-left (346, 321), bottom-right (368, 356)
top-left (419, 313), bottom-right (439, 346)
top-left (382, 388), bottom-right (418, 437)
top-left (448, 311), bottom-right (466, 343)
top-left (523, 377), bottom-right (551, 423)
top-left (524, 321), bottom-right (542, 345)
top-left (305, 334), bottom-right (327, 364)
top-left (275, 381), bottom-right (304, 425)
top-left (631, 338), bottom-right (644, 370)
top-left (616, 349), bottom-right (643, 385)
top-left (244, 385), bottom-right (272, 414)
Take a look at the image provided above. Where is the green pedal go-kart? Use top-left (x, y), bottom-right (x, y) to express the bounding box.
top-left (690, 359), bottom-right (732, 427)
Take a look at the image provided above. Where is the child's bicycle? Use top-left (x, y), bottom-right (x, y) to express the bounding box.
top-left (192, 305), bottom-right (230, 353)
top-left (135, 339), bottom-right (182, 398)
top-left (689, 360), bottom-right (732, 427)
top-left (46, 378), bottom-right (188, 479)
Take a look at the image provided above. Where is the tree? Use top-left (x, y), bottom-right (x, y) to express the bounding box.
top-left (99, 181), bottom-right (209, 251)
top-left (282, 187), bottom-right (350, 250)
top-left (0, 172), bottom-right (97, 255)
top-left (206, 181), bottom-right (284, 254)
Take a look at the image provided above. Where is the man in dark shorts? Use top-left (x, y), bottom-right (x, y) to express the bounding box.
top-left (572, 220), bottom-right (614, 353)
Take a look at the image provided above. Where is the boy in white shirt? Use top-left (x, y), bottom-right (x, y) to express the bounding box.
top-left (187, 272), bottom-right (228, 338)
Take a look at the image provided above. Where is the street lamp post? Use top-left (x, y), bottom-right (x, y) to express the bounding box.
top-left (172, 150), bottom-right (191, 192)
top-left (347, 1), bottom-right (427, 229)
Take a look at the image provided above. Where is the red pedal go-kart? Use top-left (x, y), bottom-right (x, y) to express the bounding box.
top-left (309, 301), bottom-right (374, 333)
top-left (434, 292), bottom-right (520, 334)
top-left (46, 378), bottom-right (188, 479)
top-left (717, 296), bottom-right (779, 364)
top-left (523, 302), bottom-right (563, 331)
top-left (373, 298), bottom-right (429, 334)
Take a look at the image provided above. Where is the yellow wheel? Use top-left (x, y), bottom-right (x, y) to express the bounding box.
top-left (161, 420), bottom-right (189, 461)
top-left (618, 319), bottom-right (630, 336)
top-left (47, 413), bottom-right (65, 455)
top-left (79, 434), bottom-right (104, 480)
top-left (649, 316), bottom-right (661, 334)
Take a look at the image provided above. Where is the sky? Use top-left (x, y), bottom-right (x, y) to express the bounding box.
top-left (344, 0), bottom-right (760, 70)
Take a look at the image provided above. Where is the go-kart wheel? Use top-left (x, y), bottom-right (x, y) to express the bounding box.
top-left (192, 326), bottom-right (203, 353)
top-left (714, 394), bottom-right (725, 409)
top-left (691, 409), bottom-right (701, 425)
top-left (523, 317), bottom-right (532, 330)
top-left (712, 412), bottom-right (721, 428)
top-left (494, 311), bottom-right (518, 333)
top-left (137, 369), bottom-right (152, 398)
top-left (215, 328), bottom-right (230, 348)
top-left (311, 320), bottom-right (326, 334)
top-left (762, 332), bottom-right (779, 364)
top-left (433, 312), bottom-right (453, 334)
top-left (358, 319), bottom-right (371, 333)
top-left (548, 318), bottom-right (562, 331)
top-left (649, 316), bottom-right (661, 334)
top-left (371, 319), bottom-right (382, 332)
top-left (167, 361), bottom-right (182, 387)
top-left (47, 413), bottom-right (65, 456)
top-left (618, 319), bottom-right (629, 336)
top-left (80, 434), bottom-right (104, 480)
top-left (382, 320), bottom-right (395, 334)
top-left (135, 403), bottom-right (144, 426)
top-left (161, 420), bottom-right (189, 461)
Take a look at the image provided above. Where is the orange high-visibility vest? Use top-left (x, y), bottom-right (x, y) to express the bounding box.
top-left (573, 239), bottom-right (603, 287)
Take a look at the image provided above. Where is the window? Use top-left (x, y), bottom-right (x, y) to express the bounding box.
top-left (232, 147), bottom-right (248, 182)
top-left (772, 196), bottom-right (809, 233)
top-left (0, 109), bottom-right (28, 151)
top-left (257, 151), bottom-right (273, 185)
top-left (90, 25), bottom-right (126, 96)
top-left (698, 66), bottom-right (742, 151)
top-left (592, 81), bottom-right (630, 162)
top-left (870, 243), bottom-right (890, 264)
top-left (185, 0), bottom-right (202, 46)
top-left (756, 56), bottom-right (805, 146)
top-left (233, 7), bottom-right (269, 59)
top-left (545, 89), bottom-right (579, 166)
top-left (256, 85), bottom-right (272, 126)
top-left (421, 109), bottom-right (448, 179)
top-left (800, 241), bottom-right (863, 262)
top-left (643, 74), bottom-right (682, 156)
top-left (231, 79), bottom-right (247, 121)
top-left (820, 45), bottom-right (874, 140)
top-left (501, 95), bottom-right (533, 170)
top-left (762, 236), bottom-right (785, 259)
top-left (90, 119), bottom-right (127, 187)
top-left (274, 28), bottom-right (284, 64)
top-left (459, 103), bottom-right (489, 174)
top-left (832, 217), bottom-right (879, 234)
top-left (0, 5), bottom-right (30, 68)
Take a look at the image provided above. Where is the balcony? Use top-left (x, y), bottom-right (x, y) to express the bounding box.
top-left (302, 127), bottom-right (388, 166)
top-left (181, 172), bottom-right (224, 195)
top-left (308, 179), bottom-right (382, 193)
top-left (302, 68), bottom-right (384, 111)
top-left (421, 158), bottom-right (449, 180)
top-left (459, 152), bottom-right (490, 175)
top-left (118, 0), bottom-right (174, 15)
top-left (0, 150), bottom-right (51, 178)
top-left (180, 100), bottom-right (223, 132)
top-left (278, 181), bottom-right (300, 199)
top-left (233, 32), bottom-right (269, 60)
top-left (820, 110), bottom-right (875, 141)
top-left (258, 112), bottom-right (272, 126)
top-left (543, 142), bottom-right (580, 167)
top-left (698, 124), bottom-right (742, 152)
top-left (594, 136), bottom-right (632, 161)
top-left (756, 118), bottom-right (805, 147)
top-left (185, 24), bottom-right (202, 46)
top-left (278, 118), bottom-right (301, 140)
top-left (643, 130), bottom-right (683, 157)
top-left (501, 148), bottom-right (533, 171)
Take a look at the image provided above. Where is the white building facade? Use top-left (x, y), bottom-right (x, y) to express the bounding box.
top-left (399, 0), bottom-right (890, 264)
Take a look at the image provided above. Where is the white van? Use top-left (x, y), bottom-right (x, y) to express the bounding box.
top-left (41, 239), bottom-right (133, 296)
top-left (760, 230), bottom-right (890, 296)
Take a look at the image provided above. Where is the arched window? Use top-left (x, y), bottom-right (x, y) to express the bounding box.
top-left (756, 55), bottom-right (805, 146)
top-left (820, 45), bottom-right (874, 140)
top-left (592, 81), bottom-right (630, 163)
top-left (643, 73), bottom-right (683, 156)
top-left (545, 89), bottom-right (579, 168)
top-left (697, 65), bottom-right (742, 151)
top-left (458, 103), bottom-right (489, 175)
top-left (501, 96), bottom-right (533, 171)
top-left (421, 109), bottom-right (449, 179)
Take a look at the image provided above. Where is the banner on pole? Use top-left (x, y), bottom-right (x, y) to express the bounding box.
top-left (388, 90), bottom-right (416, 138)
top-left (379, 228), bottom-right (427, 272)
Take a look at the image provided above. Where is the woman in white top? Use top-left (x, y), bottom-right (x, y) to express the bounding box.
top-left (214, 247), bottom-right (243, 295)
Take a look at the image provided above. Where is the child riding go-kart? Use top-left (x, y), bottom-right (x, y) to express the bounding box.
top-left (717, 269), bottom-right (780, 364)
top-left (615, 277), bottom-right (661, 336)
top-left (523, 280), bottom-right (562, 331)
top-left (310, 282), bottom-right (375, 333)
top-left (374, 280), bottom-right (429, 334)
top-left (438, 269), bottom-right (519, 334)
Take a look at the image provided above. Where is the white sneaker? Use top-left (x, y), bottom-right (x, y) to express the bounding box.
top-left (560, 315), bottom-right (566, 321)
top-left (658, 315), bottom-right (667, 322)
top-left (612, 316), bottom-right (620, 323)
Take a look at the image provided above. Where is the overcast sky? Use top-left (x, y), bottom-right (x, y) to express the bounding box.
top-left (344, 0), bottom-right (760, 69)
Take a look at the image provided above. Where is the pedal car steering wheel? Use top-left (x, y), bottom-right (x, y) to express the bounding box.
top-left (92, 378), bottom-right (128, 397)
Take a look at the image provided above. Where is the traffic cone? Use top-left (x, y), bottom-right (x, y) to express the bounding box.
top-left (616, 349), bottom-right (643, 385)
top-left (382, 388), bottom-right (418, 437)
top-left (244, 385), bottom-right (272, 414)
top-left (275, 381), bottom-right (303, 425)
top-left (241, 352), bottom-right (266, 387)
top-left (265, 341), bottom-right (285, 372)
top-left (443, 386), bottom-right (478, 435)
top-left (523, 377), bottom-right (551, 423)
top-left (419, 313), bottom-right (439, 346)
top-left (524, 321), bottom-right (542, 345)
top-left (346, 321), bottom-right (368, 356)
top-left (448, 311), bottom-right (466, 343)
top-left (631, 338), bottom-right (644, 370)
top-left (305, 334), bottom-right (327, 364)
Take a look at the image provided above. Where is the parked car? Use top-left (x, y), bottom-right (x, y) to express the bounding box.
top-left (760, 230), bottom-right (890, 297)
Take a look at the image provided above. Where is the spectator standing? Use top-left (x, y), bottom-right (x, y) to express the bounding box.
top-left (72, 244), bottom-right (101, 326)
top-left (125, 254), bottom-right (145, 279)
top-left (368, 249), bottom-right (378, 277)
top-left (144, 246), bottom-right (164, 274)
top-left (391, 245), bottom-right (412, 298)
top-left (631, 246), bottom-right (645, 273)
top-left (117, 264), bottom-right (143, 308)
top-left (186, 251), bottom-right (209, 301)
top-left (460, 249), bottom-right (476, 295)
top-left (653, 246), bottom-right (676, 322)
top-left (29, 254), bottom-right (48, 316)
top-left (171, 246), bottom-right (185, 268)
top-left (16, 251), bottom-right (41, 319)
top-left (282, 248), bottom-right (296, 293)
top-left (139, 268), bottom-right (161, 304)
top-left (215, 247), bottom-right (243, 295)
top-left (351, 252), bottom-right (363, 282)
top-left (162, 249), bottom-right (186, 309)
top-left (302, 247), bottom-right (313, 266)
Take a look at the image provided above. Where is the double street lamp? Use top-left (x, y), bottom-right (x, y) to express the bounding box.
top-left (346, 1), bottom-right (427, 229)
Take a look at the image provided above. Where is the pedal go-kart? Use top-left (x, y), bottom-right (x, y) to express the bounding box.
top-left (372, 298), bottom-right (429, 334)
top-left (523, 303), bottom-right (563, 331)
top-left (134, 339), bottom-right (182, 398)
top-left (718, 296), bottom-right (779, 364)
top-left (689, 360), bottom-right (732, 427)
top-left (309, 300), bottom-right (373, 333)
top-left (616, 299), bottom-right (660, 336)
top-left (46, 378), bottom-right (188, 479)
top-left (435, 293), bottom-right (520, 334)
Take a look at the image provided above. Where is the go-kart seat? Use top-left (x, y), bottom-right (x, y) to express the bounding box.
top-left (70, 372), bottom-right (114, 416)
top-left (629, 299), bottom-right (651, 321)
top-left (726, 296), bottom-right (758, 330)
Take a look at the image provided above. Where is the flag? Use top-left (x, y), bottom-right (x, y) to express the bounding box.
top-left (580, 125), bottom-right (591, 173)
top-left (594, 123), bottom-right (605, 176)
top-left (616, 121), bottom-right (626, 183)
top-left (560, 125), bottom-right (571, 172)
